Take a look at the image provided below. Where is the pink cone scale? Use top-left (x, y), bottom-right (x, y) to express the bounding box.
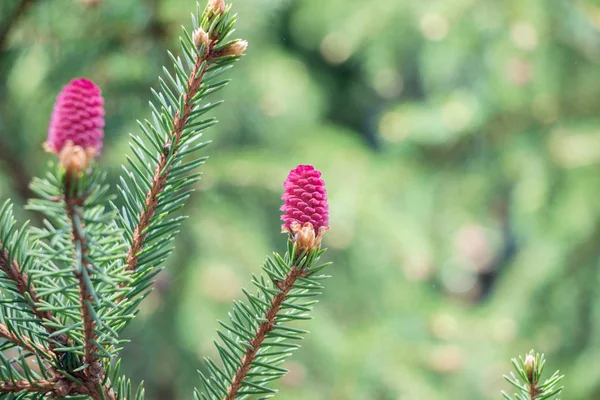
top-left (45, 78), bottom-right (105, 173)
top-left (281, 165), bottom-right (330, 250)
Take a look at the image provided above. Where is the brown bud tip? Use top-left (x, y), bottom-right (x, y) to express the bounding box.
top-left (223, 40), bottom-right (248, 57)
top-left (52, 141), bottom-right (98, 174)
top-left (193, 27), bottom-right (210, 53)
top-left (284, 221), bottom-right (329, 252)
top-left (524, 354), bottom-right (536, 382)
top-left (207, 0), bottom-right (226, 14)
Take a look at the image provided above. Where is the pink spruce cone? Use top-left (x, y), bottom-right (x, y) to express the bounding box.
top-left (281, 165), bottom-right (330, 250)
top-left (45, 78), bottom-right (105, 173)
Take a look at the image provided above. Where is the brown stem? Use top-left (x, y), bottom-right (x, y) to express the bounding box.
top-left (529, 384), bottom-right (541, 399)
top-left (224, 266), bottom-right (305, 400)
top-left (64, 175), bottom-right (99, 376)
top-left (0, 379), bottom-right (55, 393)
top-left (0, 245), bottom-right (54, 325)
top-left (0, 322), bottom-right (48, 356)
top-left (0, 0), bottom-right (37, 51)
top-left (125, 45), bottom-right (215, 274)
top-left (0, 240), bottom-right (66, 359)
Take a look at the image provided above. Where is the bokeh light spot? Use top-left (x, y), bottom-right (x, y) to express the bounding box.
top-left (420, 13), bottom-right (449, 41)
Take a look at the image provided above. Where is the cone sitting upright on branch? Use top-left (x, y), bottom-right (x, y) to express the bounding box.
top-left (281, 165), bottom-right (330, 251)
top-left (45, 78), bottom-right (105, 174)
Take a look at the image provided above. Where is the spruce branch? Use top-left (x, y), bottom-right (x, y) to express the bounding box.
top-left (123, 44), bottom-right (209, 273)
top-left (116, 0), bottom-right (247, 312)
top-left (28, 165), bottom-right (131, 399)
top-left (0, 232), bottom-right (53, 326)
top-left (197, 244), bottom-right (332, 400)
top-left (0, 200), bottom-right (57, 362)
top-left (0, 0), bottom-right (38, 51)
top-left (124, 7), bottom-right (242, 274)
top-left (64, 173), bottom-right (100, 372)
top-left (225, 262), bottom-right (307, 399)
top-left (0, 323), bottom-right (48, 357)
top-left (502, 351), bottom-right (564, 400)
top-left (197, 165), bottom-right (332, 400)
top-left (0, 1), bottom-right (248, 398)
top-left (0, 379), bottom-right (55, 394)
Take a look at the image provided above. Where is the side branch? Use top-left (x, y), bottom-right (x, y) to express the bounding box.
top-left (0, 379), bottom-right (55, 394)
top-left (225, 265), bottom-right (305, 400)
top-left (0, 0), bottom-right (37, 51)
top-left (125, 44), bottom-right (215, 273)
top-left (0, 242), bottom-right (64, 358)
top-left (0, 245), bottom-right (54, 324)
top-left (126, 45), bottom-right (213, 271)
top-left (0, 323), bottom-right (49, 357)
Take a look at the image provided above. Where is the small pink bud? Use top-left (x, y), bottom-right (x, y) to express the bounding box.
top-left (45, 78), bottom-right (105, 172)
top-left (281, 165), bottom-right (330, 250)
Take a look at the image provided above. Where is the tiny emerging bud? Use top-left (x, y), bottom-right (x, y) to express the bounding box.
top-left (58, 142), bottom-right (98, 174)
top-left (222, 40), bottom-right (248, 57)
top-left (281, 165), bottom-right (330, 251)
top-left (524, 354), bottom-right (536, 383)
top-left (193, 27), bottom-right (210, 53)
top-left (207, 0), bottom-right (226, 15)
top-left (45, 78), bottom-right (105, 174)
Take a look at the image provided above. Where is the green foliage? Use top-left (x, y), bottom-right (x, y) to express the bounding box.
top-left (2, 0), bottom-right (600, 399)
top-left (116, 1), bottom-right (243, 314)
top-left (0, 200), bottom-right (54, 382)
top-left (28, 166), bottom-right (131, 360)
top-left (503, 351), bottom-right (563, 400)
top-left (0, 0), bottom-right (249, 398)
top-left (196, 243), bottom-right (331, 399)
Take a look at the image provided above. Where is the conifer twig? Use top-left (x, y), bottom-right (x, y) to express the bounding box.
top-left (0, 237), bottom-right (64, 356)
top-left (0, 244), bottom-right (53, 324)
top-left (0, 379), bottom-right (55, 393)
top-left (225, 265), bottom-right (305, 400)
top-left (63, 179), bottom-right (117, 400)
top-left (0, 0), bottom-right (37, 51)
top-left (125, 35), bottom-right (217, 273)
top-left (197, 165), bottom-right (330, 399)
top-left (502, 351), bottom-right (564, 400)
top-left (0, 322), bottom-right (48, 356)
top-left (64, 176), bottom-right (99, 374)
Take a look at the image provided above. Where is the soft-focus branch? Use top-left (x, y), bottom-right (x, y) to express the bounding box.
top-left (0, 1), bottom-right (39, 201)
top-left (0, 0), bottom-right (37, 51)
top-left (0, 135), bottom-right (31, 200)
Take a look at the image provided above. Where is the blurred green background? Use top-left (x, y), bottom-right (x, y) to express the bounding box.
top-left (2, 0), bottom-right (600, 398)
